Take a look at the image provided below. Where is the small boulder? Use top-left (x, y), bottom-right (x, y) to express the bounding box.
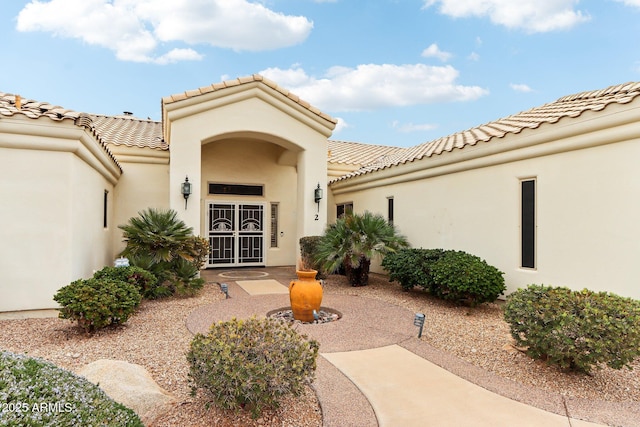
top-left (78, 359), bottom-right (175, 424)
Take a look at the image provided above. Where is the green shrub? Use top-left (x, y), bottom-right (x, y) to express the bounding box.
top-left (504, 285), bottom-right (640, 373)
top-left (0, 351), bottom-right (143, 426)
top-left (381, 248), bottom-right (446, 291)
top-left (93, 266), bottom-right (161, 299)
top-left (299, 236), bottom-right (327, 279)
top-left (53, 278), bottom-right (141, 333)
top-left (170, 258), bottom-right (205, 297)
top-left (430, 250), bottom-right (505, 306)
top-left (187, 317), bottom-right (319, 418)
top-left (119, 209), bottom-right (209, 297)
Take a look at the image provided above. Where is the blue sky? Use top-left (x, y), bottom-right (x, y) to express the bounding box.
top-left (2, 0), bottom-right (639, 148)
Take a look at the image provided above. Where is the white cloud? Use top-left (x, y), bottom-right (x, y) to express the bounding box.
top-left (332, 117), bottom-right (349, 134)
top-left (510, 83), bottom-right (533, 93)
top-left (613, 0), bottom-right (640, 6)
top-left (392, 120), bottom-right (438, 133)
top-left (423, 0), bottom-right (590, 33)
top-left (154, 48), bottom-right (203, 65)
top-left (421, 43), bottom-right (452, 62)
top-left (468, 52), bottom-right (480, 61)
top-left (16, 0), bottom-right (313, 63)
top-left (260, 64), bottom-right (488, 112)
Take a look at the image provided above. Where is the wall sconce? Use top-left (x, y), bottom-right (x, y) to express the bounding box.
top-left (314, 183), bottom-right (323, 212)
top-left (414, 313), bottom-right (426, 338)
top-left (181, 176), bottom-right (192, 209)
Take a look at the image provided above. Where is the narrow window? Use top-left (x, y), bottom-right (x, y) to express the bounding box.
top-left (337, 202), bottom-right (353, 218)
top-left (103, 190), bottom-right (109, 228)
top-left (270, 203), bottom-right (279, 248)
top-left (521, 179), bottom-right (536, 268)
top-left (387, 197), bottom-right (394, 225)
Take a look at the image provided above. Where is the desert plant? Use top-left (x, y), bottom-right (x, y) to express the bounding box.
top-left (315, 211), bottom-right (409, 286)
top-left (53, 278), bottom-right (141, 333)
top-left (0, 350), bottom-right (143, 426)
top-left (187, 316), bottom-right (319, 418)
top-left (119, 208), bottom-right (194, 264)
top-left (382, 248), bottom-right (446, 291)
top-left (504, 285), bottom-right (640, 373)
top-left (299, 236), bottom-right (327, 278)
top-left (170, 257), bottom-right (205, 296)
top-left (93, 265), bottom-right (161, 299)
top-left (119, 208), bottom-right (209, 296)
top-left (429, 250), bottom-right (505, 306)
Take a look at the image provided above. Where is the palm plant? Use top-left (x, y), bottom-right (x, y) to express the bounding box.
top-left (119, 208), bottom-right (209, 296)
top-left (119, 208), bottom-right (195, 264)
top-left (315, 211), bottom-right (409, 286)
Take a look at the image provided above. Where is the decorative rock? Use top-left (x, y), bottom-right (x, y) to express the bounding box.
top-left (77, 359), bottom-right (175, 424)
top-left (268, 308), bottom-right (341, 324)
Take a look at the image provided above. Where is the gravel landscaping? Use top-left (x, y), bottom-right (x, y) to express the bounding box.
top-left (1, 269), bottom-right (638, 426)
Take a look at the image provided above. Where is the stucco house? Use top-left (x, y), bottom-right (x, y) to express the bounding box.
top-left (1, 76), bottom-right (639, 312)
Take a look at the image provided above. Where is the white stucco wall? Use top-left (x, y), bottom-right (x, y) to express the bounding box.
top-left (330, 106), bottom-right (640, 300)
top-left (109, 145), bottom-right (170, 256)
top-left (0, 117), bottom-right (120, 311)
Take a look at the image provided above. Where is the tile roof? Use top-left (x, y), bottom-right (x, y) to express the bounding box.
top-left (90, 114), bottom-right (166, 150)
top-left (0, 92), bottom-right (83, 121)
top-left (0, 92), bottom-right (122, 170)
top-left (163, 74), bottom-right (338, 125)
top-left (331, 81), bottom-right (640, 183)
top-left (328, 139), bottom-right (407, 166)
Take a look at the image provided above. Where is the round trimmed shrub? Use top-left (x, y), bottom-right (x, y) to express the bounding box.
top-left (504, 285), bottom-right (640, 373)
top-left (429, 250), bottom-right (505, 306)
top-left (93, 266), bottom-right (161, 299)
top-left (53, 278), bottom-right (141, 333)
top-left (382, 248), bottom-right (446, 291)
top-left (187, 316), bottom-right (319, 418)
top-left (0, 351), bottom-right (143, 426)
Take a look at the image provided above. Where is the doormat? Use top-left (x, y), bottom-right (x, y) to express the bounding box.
top-left (236, 279), bottom-right (289, 296)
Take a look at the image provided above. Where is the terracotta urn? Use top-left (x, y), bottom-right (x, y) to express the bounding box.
top-left (289, 270), bottom-right (323, 322)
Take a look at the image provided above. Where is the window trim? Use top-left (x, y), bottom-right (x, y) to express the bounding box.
top-left (270, 202), bottom-right (279, 248)
top-left (521, 178), bottom-right (536, 269)
top-left (336, 202), bottom-right (353, 218)
top-left (103, 190), bottom-right (109, 229)
top-left (387, 197), bottom-right (394, 225)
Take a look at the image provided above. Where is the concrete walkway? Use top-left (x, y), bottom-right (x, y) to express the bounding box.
top-left (324, 345), bottom-right (602, 427)
top-left (190, 267), bottom-right (636, 427)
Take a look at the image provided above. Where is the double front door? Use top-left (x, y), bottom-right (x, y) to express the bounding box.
top-left (206, 202), bottom-right (265, 267)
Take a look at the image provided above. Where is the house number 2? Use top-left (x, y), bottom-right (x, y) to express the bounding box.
top-left (315, 214), bottom-right (319, 221)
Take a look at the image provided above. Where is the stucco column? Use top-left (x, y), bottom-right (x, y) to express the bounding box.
top-left (169, 133), bottom-right (202, 235)
top-left (296, 148), bottom-right (327, 267)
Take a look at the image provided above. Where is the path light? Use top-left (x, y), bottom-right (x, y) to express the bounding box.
top-left (220, 282), bottom-right (229, 299)
top-left (181, 176), bottom-right (192, 209)
top-left (414, 313), bottom-right (425, 338)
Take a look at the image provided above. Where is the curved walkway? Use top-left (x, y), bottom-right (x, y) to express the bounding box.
top-left (189, 268), bottom-right (638, 427)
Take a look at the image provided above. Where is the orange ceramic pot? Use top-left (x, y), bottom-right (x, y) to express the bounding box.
top-left (289, 270), bottom-right (323, 322)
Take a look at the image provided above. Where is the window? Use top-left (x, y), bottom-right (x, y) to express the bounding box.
top-left (209, 183), bottom-right (264, 196)
top-left (103, 190), bottom-right (108, 228)
top-left (387, 197), bottom-right (394, 225)
top-left (270, 203), bottom-right (279, 248)
top-left (521, 179), bottom-right (536, 268)
top-left (336, 202), bottom-right (353, 218)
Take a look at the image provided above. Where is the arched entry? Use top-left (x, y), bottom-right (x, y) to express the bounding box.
top-left (162, 75), bottom-right (336, 267)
